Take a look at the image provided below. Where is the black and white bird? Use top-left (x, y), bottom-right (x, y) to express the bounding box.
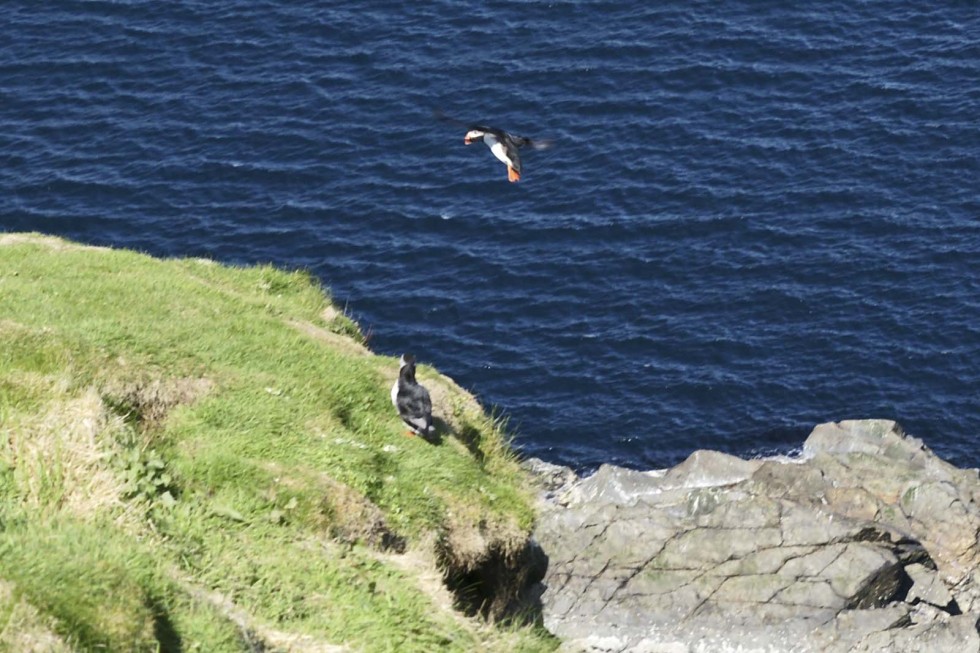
top-left (437, 111), bottom-right (551, 182)
top-left (391, 353), bottom-right (435, 438)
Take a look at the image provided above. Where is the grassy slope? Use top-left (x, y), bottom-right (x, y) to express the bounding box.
top-left (0, 234), bottom-right (556, 652)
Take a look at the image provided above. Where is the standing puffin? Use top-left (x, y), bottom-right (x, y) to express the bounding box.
top-left (436, 111), bottom-right (550, 182)
top-left (391, 354), bottom-right (435, 439)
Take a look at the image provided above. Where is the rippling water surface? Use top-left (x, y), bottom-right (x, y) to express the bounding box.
top-left (3, 1), bottom-right (978, 471)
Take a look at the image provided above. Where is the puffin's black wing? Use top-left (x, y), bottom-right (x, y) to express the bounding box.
top-left (436, 111), bottom-right (553, 147)
top-left (435, 111), bottom-right (525, 140)
top-left (509, 133), bottom-right (554, 151)
top-left (433, 110), bottom-right (484, 131)
top-left (397, 384), bottom-right (433, 434)
top-left (498, 135), bottom-right (524, 174)
top-left (501, 133), bottom-right (553, 176)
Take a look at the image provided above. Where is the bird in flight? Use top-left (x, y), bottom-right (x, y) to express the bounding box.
top-left (436, 111), bottom-right (551, 182)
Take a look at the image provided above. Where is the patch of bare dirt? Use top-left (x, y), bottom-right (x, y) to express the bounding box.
top-left (262, 463), bottom-right (405, 553)
top-left (101, 376), bottom-right (214, 428)
top-left (289, 319), bottom-right (370, 358)
top-left (4, 387), bottom-right (127, 519)
top-left (173, 576), bottom-right (350, 653)
top-left (0, 233), bottom-right (108, 251)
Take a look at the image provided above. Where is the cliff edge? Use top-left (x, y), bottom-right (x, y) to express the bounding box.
top-left (0, 233), bottom-right (555, 652)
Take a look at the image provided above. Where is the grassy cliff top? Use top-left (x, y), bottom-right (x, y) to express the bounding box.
top-left (0, 233), bottom-right (555, 652)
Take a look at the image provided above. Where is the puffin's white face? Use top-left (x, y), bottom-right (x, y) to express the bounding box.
top-left (464, 129), bottom-right (485, 145)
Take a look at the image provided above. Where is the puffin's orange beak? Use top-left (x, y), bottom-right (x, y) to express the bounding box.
top-left (464, 137), bottom-right (473, 144)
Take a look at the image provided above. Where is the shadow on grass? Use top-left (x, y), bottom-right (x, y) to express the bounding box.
top-left (151, 601), bottom-right (183, 653)
top-left (434, 416), bottom-right (485, 464)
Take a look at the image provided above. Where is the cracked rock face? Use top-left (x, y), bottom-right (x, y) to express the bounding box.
top-left (530, 420), bottom-right (980, 653)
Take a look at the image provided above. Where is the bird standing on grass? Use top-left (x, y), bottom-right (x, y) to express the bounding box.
top-left (391, 354), bottom-right (435, 439)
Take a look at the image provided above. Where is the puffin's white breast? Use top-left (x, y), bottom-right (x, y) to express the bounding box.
top-left (485, 134), bottom-right (513, 167)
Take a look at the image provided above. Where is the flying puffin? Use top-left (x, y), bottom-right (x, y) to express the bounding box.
top-left (436, 111), bottom-right (551, 182)
top-left (391, 353), bottom-right (435, 439)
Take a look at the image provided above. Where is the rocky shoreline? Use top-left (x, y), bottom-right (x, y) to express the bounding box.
top-left (525, 420), bottom-right (980, 653)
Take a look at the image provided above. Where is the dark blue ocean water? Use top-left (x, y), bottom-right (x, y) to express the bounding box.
top-left (2, 1), bottom-right (978, 472)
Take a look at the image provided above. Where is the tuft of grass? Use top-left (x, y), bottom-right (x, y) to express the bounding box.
top-left (0, 580), bottom-right (73, 653)
top-left (0, 233), bottom-right (554, 652)
top-left (0, 519), bottom-right (165, 652)
top-left (0, 518), bottom-right (245, 652)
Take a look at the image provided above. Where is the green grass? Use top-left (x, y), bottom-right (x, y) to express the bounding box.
top-left (0, 517), bottom-right (243, 652)
top-left (0, 234), bottom-right (557, 653)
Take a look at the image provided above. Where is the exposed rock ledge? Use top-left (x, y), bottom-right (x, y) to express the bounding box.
top-left (527, 420), bottom-right (980, 653)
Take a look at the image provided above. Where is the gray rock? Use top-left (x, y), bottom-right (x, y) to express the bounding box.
top-left (531, 420), bottom-right (980, 653)
top-left (905, 562), bottom-right (955, 609)
top-left (523, 457), bottom-right (578, 499)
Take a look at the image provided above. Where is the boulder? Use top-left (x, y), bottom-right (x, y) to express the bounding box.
top-left (530, 420), bottom-right (980, 652)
